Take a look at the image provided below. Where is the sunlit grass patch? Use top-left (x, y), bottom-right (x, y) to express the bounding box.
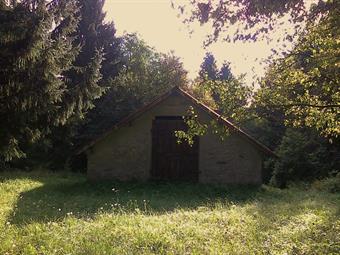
top-left (0, 170), bottom-right (339, 254)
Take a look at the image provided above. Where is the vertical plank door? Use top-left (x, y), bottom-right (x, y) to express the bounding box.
top-left (151, 116), bottom-right (199, 181)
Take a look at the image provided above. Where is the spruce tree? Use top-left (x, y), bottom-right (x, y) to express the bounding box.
top-left (64, 0), bottom-right (107, 118)
top-left (0, 0), bottom-right (79, 162)
top-left (45, 0), bottom-right (122, 168)
top-left (198, 52), bottom-right (218, 80)
top-left (75, 0), bottom-right (121, 84)
top-left (0, 0), bottom-right (118, 164)
top-left (196, 52), bottom-right (250, 117)
top-left (218, 62), bottom-right (233, 81)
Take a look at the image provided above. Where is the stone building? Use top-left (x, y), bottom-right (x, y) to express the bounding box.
top-left (77, 87), bottom-right (274, 184)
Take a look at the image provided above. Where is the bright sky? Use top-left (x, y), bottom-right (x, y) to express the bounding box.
top-left (104, 0), bottom-right (293, 86)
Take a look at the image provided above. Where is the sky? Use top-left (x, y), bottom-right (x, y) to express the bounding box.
top-left (103, 0), bottom-right (292, 86)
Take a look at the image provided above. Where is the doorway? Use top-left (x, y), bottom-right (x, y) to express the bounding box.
top-left (151, 116), bottom-right (199, 181)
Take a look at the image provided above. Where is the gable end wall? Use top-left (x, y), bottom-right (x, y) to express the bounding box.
top-left (87, 94), bottom-right (263, 184)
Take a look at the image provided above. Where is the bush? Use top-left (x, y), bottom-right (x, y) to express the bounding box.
top-left (312, 172), bottom-right (340, 193)
top-left (270, 129), bottom-right (340, 188)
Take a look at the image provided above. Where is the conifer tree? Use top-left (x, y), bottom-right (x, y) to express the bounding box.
top-left (198, 52), bottom-right (218, 80)
top-left (0, 0), bottom-right (119, 164)
top-left (0, 0), bottom-right (79, 161)
top-left (218, 62), bottom-right (233, 81)
top-left (195, 51), bottom-right (251, 121)
top-left (64, 0), bottom-right (108, 118)
top-left (35, 0), bottom-right (122, 167)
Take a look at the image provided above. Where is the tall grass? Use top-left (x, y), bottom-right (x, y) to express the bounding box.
top-left (0, 170), bottom-right (339, 254)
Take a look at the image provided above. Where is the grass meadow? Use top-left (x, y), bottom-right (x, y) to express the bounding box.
top-left (0, 170), bottom-right (339, 255)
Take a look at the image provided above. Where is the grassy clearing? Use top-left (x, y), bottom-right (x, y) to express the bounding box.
top-left (0, 171), bottom-right (339, 255)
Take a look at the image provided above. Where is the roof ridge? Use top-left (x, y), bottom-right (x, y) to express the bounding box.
top-left (174, 87), bottom-right (275, 157)
top-left (76, 86), bottom-right (275, 157)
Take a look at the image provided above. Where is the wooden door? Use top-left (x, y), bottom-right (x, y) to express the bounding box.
top-left (151, 116), bottom-right (199, 182)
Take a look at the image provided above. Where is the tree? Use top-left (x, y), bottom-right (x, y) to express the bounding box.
top-left (201, 77), bottom-right (252, 122)
top-left (181, 59), bottom-right (251, 145)
top-left (186, 1), bottom-right (340, 138)
top-left (65, 0), bottom-right (121, 116)
top-left (254, 8), bottom-right (340, 138)
top-left (199, 52), bottom-right (218, 80)
top-left (44, 0), bottom-right (122, 168)
top-left (218, 62), bottom-right (233, 81)
top-left (112, 33), bottom-right (187, 109)
top-left (0, 0), bottom-right (79, 162)
top-left (249, 7), bottom-right (340, 185)
top-left (79, 33), bottom-right (188, 145)
top-left (176, 0), bottom-right (339, 185)
top-left (270, 128), bottom-right (340, 188)
top-left (176, 0), bottom-right (336, 45)
top-left (195, 53), bottom-right (251, 120)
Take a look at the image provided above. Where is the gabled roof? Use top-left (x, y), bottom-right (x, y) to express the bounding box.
top-left (76, 86), bottom-right (275, 156)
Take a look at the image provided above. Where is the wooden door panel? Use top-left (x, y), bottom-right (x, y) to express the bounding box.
top-left (151, 117), bottom-right (199, 181)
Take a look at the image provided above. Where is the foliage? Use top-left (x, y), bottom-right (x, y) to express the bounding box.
top-left (42, 0), bottom-right (122, 169)
top-left (116, 34), bottom-right (188, 102)
top-left (0, 0), bottom-right (122, 169)
top-left (0, 170), bottom-right (339, 254)
top-left (203, 78), bottom-right (252, 123)
top-left (64, 0), bottom-right (122, 112)
top-left (198, 52), bottom-right (234, 83)
top-left (175, 106), bottom-right (208, 146)
top-left (175, 0), bottom-right (336, 45)
top-left (81, 33), bottom-right (188, 143)
top-left (178, 0), bottom-right (339, 141)
top-left (312, 172), bottom-right (340, 193)
top-left (174, 1), bottom-right (339, 188)
top-left (219, 62), bottom-right (233, 81)
top-left (198, 52), bottom-right (219, 80)
top-left (196, 52), bottom-right (252, 120)
top-left (0, 0), bottom-right (79, 162)
top-left (178, 52), bottom-right (251, 145)
top-left (248, 95), bottom-right (339, 187)
top-left (270, 129), bottom-right (340, 188)
top-left (243, 116), bottom-right (285, 150)
top-left (247, 3), bottom-right (340, 186)
top-left (64, 0), bottom-right (108, 118)
top-left (186, 77), bottom-right (252, 147)
top-left (255, 8), bottom-right (340, 138)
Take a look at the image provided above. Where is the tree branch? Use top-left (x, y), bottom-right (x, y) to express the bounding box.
top-left (270, 103), bottom-right (340, 109)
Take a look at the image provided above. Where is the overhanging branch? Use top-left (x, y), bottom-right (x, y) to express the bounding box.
top-left (269, 103), bottom-right (340, 109)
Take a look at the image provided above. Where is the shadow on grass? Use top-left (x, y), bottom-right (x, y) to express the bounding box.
top-left (8, 174), bottom-right (261, 225)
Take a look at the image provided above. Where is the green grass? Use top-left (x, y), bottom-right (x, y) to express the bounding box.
top-left (0, 171), bottom-right (339, 255)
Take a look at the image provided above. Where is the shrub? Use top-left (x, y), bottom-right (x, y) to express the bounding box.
top-left (270, 129), bottom-right (340, 188)
top-left (312, 172), bottom-right (340, 193)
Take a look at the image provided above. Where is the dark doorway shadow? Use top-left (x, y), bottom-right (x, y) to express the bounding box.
top-left (8, 176), bottom-right (260, 225)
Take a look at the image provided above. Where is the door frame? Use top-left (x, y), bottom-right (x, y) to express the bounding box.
top-left (150, 116), bottom-right (200, 182)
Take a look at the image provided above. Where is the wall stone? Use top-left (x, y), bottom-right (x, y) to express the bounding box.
top-left (87, 93), bottom-right (264, 184)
